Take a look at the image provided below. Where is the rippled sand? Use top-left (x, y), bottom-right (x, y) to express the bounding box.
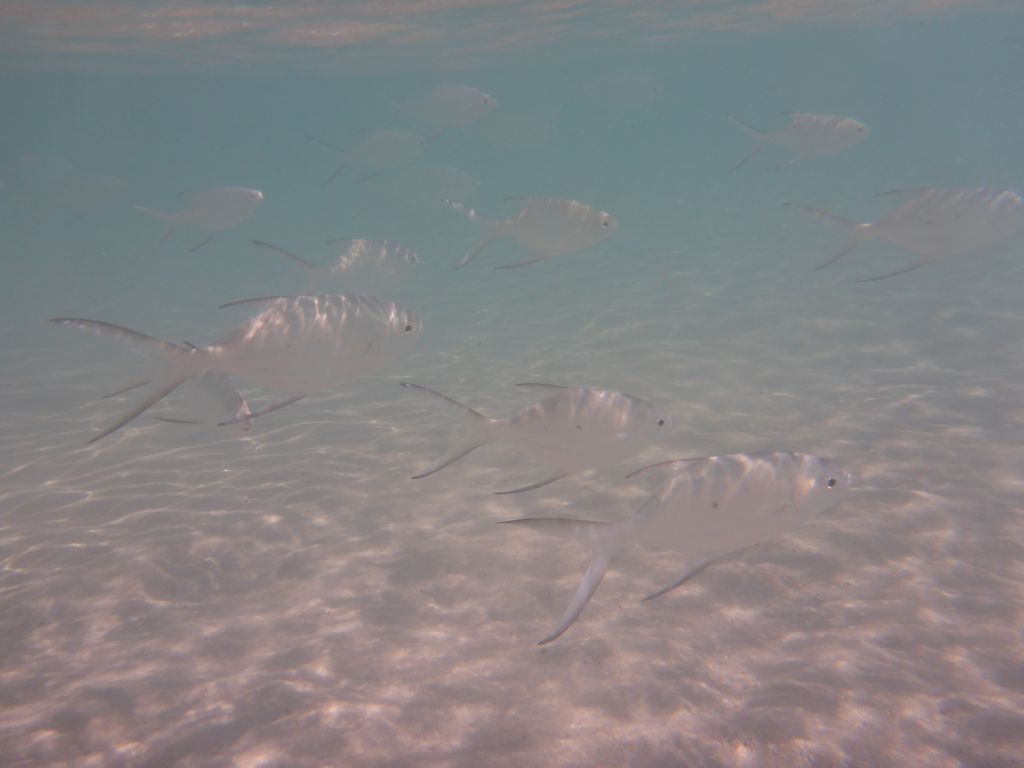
top-left (2, 249), bottom-right (1024, 767)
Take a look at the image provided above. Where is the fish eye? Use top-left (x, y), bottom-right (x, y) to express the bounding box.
top-left (657, 419), bottom-right (665, 426)
top-left (602, 219), bottom-right (609, 228)
top-left (827, 478), bottom-right (837, 488)
top-left (404, 324), bottom-right (414, 333)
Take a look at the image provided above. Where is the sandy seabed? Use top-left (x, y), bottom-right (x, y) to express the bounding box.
top-left (2, 246), bottom-right (1024, 767)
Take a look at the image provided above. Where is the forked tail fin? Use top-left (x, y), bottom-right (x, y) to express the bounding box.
top-left (783, 201), bottom-right (872, 269)
top-left (49, 318), bottom-right (200, 443)
top-left (446, 200), bottom-right (502, 268)
top-left (134, 205), bottom-right (179, 255)
top-left (400, 382), bottom-right (494, 478)
top-left (500, 517), bottom-right (628, 644)
top-left (728, 116), bottom-right (767, 173)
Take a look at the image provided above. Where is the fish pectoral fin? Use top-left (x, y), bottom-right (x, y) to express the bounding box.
top-left (859, 258), bottom-right (939, 282)
top-left (217, 394), bottom-right (305, 426)
top-left (494, 473), bottom-right (571, 495)
top-left (538, 549), bottom-right (614, 645)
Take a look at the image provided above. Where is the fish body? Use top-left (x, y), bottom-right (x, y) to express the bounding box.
top-left (448, 197), bottom-right (618, 269)
top-left (730, 113), bottom-right (868, 172)
top-left (211, 295), bottom-right (420, 393)
top-left (789, 187), bottom-right (1024, 279)
top-left (136, 186), bottom-right (264, 253)
top-left (403, 382), bottom-right (668, 493)
top-left (505, 451), bottom-right (853, 643)
top-left (252, 239), bottom-right (419, 295)
top-left (406, 85), bottom-right (497, 128)
top-left (51, 295), bottom-right (420, 443)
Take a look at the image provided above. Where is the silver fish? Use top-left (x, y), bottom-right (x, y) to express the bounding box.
top-left (505, 452), bottom-right (853, 644)
top-left (251, 239), bottom-right (419, 296)
top-left (788, 187), bottom-right (1024, 280)
top-left (51, 295), bottom-right (421, 443)
top-left (402, 382), bottom-right (670, 494)
top-left (447, 197), bottom-right (619, 269)
top-left (404, 85), bottom-right (497, 129)
top-left (730, 113), bottom-right (869, 173)
top-left (135, 186), bottom-right (264, 253)
top-left (308, 130), bottom-right (426, 185)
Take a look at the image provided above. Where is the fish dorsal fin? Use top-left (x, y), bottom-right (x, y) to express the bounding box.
top-left (625, 457), bottom-right (705, 479)
top-left (515, 382), bottom-right (570, 391)
top-left (251, 240), bottom-right (321, 272)
top-left (218, 295), bottom-right (295, 309)
top-left (872, 187), bottom-right (930, 198)
top-left (325, 236), bottom-right (351, 246)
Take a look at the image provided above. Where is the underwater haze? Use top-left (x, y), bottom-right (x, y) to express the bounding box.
top-left (3, 1), bottom-right (1024, 765)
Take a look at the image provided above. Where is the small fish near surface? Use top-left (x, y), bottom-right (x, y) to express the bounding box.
top-left (402, 382), bottom-right (670, 494)
top-left (447, 197), bottom-right (619, 269)
top-left (401, 85), bottom-right (497, 130)
top-left (504, 452), bottom-right (853, 644)
top-left (729, 113), bottom-right (869, 173)
top-left (135, 186), bottom-right (264, 254)
top-left (251, 238), bottom-right (419, 296)
top-left (51, 295), bottom-right (421, 444)
top-left (787, 187), bottom-right (1024, 281)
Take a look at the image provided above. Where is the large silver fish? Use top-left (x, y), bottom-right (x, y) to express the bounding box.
top-left (402, 382), bottom-right (670, 494)
top-left (505, 452), bottom-right (853, 644)
top-left (251, 239), bottom-right (419, 296)
top-left (135, 186), bottom-right (264, 253)
top-left (51, 295), bottom-right (421, 443)
top-left (730, 113), bottom-right (869, 173)
top-left (788, 187), bottom-right (1024, 280)
top-left (447, 197), bottom-right (618, 269)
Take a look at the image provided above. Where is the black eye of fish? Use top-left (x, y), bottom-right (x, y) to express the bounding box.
top-left (657, 419), bottom-right (665, 426)
top-left (404, 324), bottom-right (413, 332)
top-left (827, 478), bottom-right (837, 488)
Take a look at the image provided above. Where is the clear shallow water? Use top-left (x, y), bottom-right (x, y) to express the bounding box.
top-left (3, 2), bottom-right (1024, 765)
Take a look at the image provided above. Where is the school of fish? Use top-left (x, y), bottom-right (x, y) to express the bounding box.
top-left (48, 84), bottom-right (1024, 644)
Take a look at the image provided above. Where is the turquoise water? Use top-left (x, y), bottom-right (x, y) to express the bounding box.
top-left (3, 2), bottom-right (1024, 765)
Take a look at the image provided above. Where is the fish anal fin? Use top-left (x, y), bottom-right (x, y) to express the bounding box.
top-left (189, 234), bottom-right (216, 253)
top-left (859, 258), bottom-right (939, 282)
top-left (642, 557), bottom-right (717, 602)
top-left (816, 240), bottom-right (861, 270)
top-left (88, 376), bottom-right (189, 444)
top-left (495, 253), bottom-right (548, 270)
top-left (625, 457), bottom-right (705, 479)
top-left (538, 549), bottom-right (613, 645)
